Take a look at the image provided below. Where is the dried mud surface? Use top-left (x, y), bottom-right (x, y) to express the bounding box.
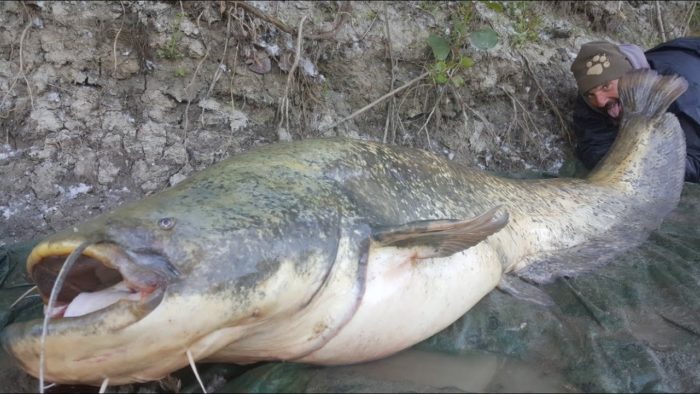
top-left (0, 1), bottom-right (693, 246)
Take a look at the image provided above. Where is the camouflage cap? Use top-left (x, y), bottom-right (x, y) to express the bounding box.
top-left (570, 41), bottom-right (632, 94)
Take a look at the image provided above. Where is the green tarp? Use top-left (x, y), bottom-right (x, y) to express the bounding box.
top-left (2, 182), bottom-right (699, 393)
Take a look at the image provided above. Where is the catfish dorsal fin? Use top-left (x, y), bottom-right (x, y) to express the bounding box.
top-left (371, 205), bottom-right (508, 259)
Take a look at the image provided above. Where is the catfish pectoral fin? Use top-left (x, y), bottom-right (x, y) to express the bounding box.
top-left (371, 205), bottom-right (508, 258)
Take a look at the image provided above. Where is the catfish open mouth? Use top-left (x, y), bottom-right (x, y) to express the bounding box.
top-left (27, 242), bottom-right (169, 320)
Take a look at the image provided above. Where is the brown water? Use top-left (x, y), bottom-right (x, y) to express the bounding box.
top-left (334, 348), bottom-right (577, 393)
top-left (0, 328), bottom-right (575, 393)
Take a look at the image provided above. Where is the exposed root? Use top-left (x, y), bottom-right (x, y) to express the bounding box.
top-left (233, 1), bottom-right (295, 36)
top-left (417, 89), bottom-right (445, 150)
top-left (277, 15), bottom-right (308, 139)
top-left (382, 3), bottom-right (398, 144)
top-left (0, 20), bottom-right (35, 117)
top-left (183, 13), bottom-right (210, 144)
top-left (324, 71), bottom-right (430, 132)
top-left (113, 1), bottom-right (126, 76)
top-left (502, 87), bottom-right (518, 138)
top-left (186, 349), bottom-right (207, 394)
top-left (655, 1), bottom-right (667, 42)
top-left (520, 52), bottom-right (573, 146)
top-left (307, 1), bottom-right (352, 40)
top-left (449, 85), bottom-right (497, 140)
top-left (198, 6), bottom-right (234, 127)
top-left (682, 2), bottom-right (696, 37)
top-left (233, 1), bottom-right (349, 40)
top-left (499, 86), bottom-right (538, 148)
top-left (39, 240), bottom-right (94, 394)
top-left (353, 5), bottom-right (380, 43)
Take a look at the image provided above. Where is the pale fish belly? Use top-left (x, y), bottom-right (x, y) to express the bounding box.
top-left (297, 241), bottom-right (503, 364)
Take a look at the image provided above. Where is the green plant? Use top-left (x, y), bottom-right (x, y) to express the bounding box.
top-left (157, 12), bottom-right (185, 60)
top-left (484, 1), bottom-right (505, 14)
top-left (425, 1), bottom-right (498, 87)
top-left (426, 34), bottom-right (475, 88)
top-left (690, 4), bottom-right (700, 36)
top-left (365, 8), bottom-right (378, 20)
top-left (418, 1), bottom-right (440, 15)
top-left (451, 1), bottom-right (476, 45)
top-left (504, 1), bottom-right (541, 48)
top-left (484, 1), bottom-right (540, 47)
top-left (174, 67), bottom-right (187, 77)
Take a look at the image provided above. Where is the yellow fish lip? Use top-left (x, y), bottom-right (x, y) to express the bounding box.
top-left (27, 239), bottom-right (119, 275)
top-left (26, 239), bottom-right (170, 316)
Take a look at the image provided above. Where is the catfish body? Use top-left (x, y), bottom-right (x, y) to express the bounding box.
top-left (1, 70), bottom-right (688, 386)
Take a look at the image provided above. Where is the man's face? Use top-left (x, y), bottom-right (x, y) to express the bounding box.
top-left (585, 79), bottom-right (621, 119)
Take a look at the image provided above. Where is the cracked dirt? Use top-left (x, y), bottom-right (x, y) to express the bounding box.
top-left (1, 1), bottom-right (693, 247)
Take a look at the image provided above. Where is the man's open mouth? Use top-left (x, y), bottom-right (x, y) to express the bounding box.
top-left (27, 242), bottom-right (169, 320)
top-left (605, 100), bottom-right (622, 119)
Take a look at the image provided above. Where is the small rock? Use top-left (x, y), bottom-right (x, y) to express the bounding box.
top-left (184, 37), bottom-right (206, 57)
top-left (169, 172), bottom-right (187, 186)
top-left (180, 17), bottom-right (200, 36)
top-left (277, 127), bottom-right (293, 142)
top-left (30, 107), bottom-right (63, 133)
top-left (97, 156), bottom-right (121, 185)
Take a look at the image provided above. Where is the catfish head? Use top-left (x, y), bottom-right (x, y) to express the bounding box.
top-left (1, 176), bottom-right (351, 386)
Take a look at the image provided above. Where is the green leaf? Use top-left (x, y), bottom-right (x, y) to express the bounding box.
top-left (434, 60), bottom-right (448, 73)
top-left (451, 75), bottom-right (465, 87)
top-left (435, 73), bottom-right (449, 84)
top-left (485, 1), bottom-right (505, 13)
top-left (459, 56), bottom-right (474, 69)
top-left (469, 28), bottom-right (499, 50)
top-left (427, 34), bottom-right (451, 61)
top-left (455, 21), bottom-right (468, 38)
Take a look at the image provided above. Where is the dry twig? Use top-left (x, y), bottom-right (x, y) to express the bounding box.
top-left (183, 11), bottom-right (211, 143)
top-left (499, 86), bottom-right (539, 148)
top-left (449, 85), bottom-right (497, 139)
top-left (416, 89), bottom-right (444, 149)
top-left (655, 1), bottom-right (667, 42)
top-left (382, 3), bottom-right (397, 144)
top-left (324, 72), bottom-right (430, 131)
top-left (682, 1), bottom-right (697, 37)
top-left (356, 7), bottom-right (380, 43)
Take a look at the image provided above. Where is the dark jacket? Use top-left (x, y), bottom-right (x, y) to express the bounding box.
top-left (573, 37), bottom-right (700, 183)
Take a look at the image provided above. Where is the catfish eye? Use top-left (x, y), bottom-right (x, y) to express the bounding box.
top-left (158, 217), bottom-right (176, 230)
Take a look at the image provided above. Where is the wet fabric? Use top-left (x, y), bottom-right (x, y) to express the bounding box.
top-left (1, 182), bottom-right (699, 393)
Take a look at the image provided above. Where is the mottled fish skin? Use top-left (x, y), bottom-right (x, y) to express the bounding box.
top-left (0, 70), bottom-right (689, 385)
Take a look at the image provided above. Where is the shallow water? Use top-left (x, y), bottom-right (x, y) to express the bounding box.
top-left (334, 348), bottom-right (576, 393)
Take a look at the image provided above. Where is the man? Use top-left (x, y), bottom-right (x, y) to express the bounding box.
top-left (570, 38), bottom-right (700, 183)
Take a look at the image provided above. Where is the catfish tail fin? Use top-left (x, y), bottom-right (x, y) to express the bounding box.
top-left (618, 69), bottom-right (687, 121)
top-left (573, 70), bottom-right (689, 283)
top-left (588, 69), bottom-right (689, 187)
